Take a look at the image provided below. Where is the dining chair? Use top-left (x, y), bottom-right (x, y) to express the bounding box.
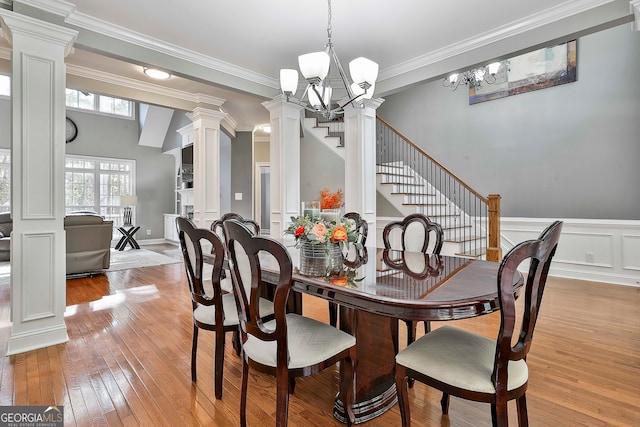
top-left (382, 213), bottom-right (443, 348)
top-left (328, 211), bottom-right (368, 327)
top-left (394, 220), bottom-right (563, 427)
top-left (176, 216), bottom-right (273, 400)
top-left (211, 213), bottom-right (260, 293)
top-left (223, 219), bottom-right (356, 427)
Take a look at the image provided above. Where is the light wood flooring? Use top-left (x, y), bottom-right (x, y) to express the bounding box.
top-left (0, 243), bottom-right (639, 426)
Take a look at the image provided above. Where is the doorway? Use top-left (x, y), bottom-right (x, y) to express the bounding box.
top-left (255, 163), bottom-right (270, 234)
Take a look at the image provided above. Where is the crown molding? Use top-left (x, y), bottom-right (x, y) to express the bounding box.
top-left (66, 63), bottom-right (225, 107)
top-left (15, 1), bottom-right (278, 89)
top-left (379, 0), bottom-right (620, 81)
top-left (65, 11), bottom-right (277, 90)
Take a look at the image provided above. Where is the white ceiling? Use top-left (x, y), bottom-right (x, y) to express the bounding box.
top-left (2, 0), bottom-right (636, 131)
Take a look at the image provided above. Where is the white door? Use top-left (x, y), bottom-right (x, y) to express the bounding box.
top-left (255, 163), bottom-right (270, 234)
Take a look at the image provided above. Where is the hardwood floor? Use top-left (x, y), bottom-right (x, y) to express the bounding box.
top-left (1, 244), bottom-right (639, 426)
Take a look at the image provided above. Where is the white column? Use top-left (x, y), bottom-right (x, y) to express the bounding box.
top-left (343, 98), bottom-right (384, 249)
top-left (262, 95), bottom-right (304, 238)
top-left (186, 108), bottom-right (227, 229)
top-left (0, 11), bottom-right (77, 354)
top-left (632, 0), bottom-right (640, 31)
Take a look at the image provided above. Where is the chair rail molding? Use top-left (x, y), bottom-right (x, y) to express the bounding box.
top-left (376, 217), bottom-right (640, 287)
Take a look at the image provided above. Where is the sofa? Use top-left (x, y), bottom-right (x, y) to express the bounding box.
top-left (0, 212), bottom-right (113, 275)
top-left (0, 212), bottom-right (12, 262)
top-left (65, 213), bottom-right (113, 275)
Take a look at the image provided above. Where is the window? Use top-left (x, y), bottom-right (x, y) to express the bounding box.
top-left (0, 149), bottom-right (10, 211)
top-left (65, 155), bottom-right (135, 231)
top-left (0, 75), bottom-right (9, 97)
top-left (65, 89), bottom-right (134, 119)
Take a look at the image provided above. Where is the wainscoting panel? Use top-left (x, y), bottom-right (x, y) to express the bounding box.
top-left (622, 234), bottom-right (640, 271)
top-left (377, 217), bottom-right (640, 287)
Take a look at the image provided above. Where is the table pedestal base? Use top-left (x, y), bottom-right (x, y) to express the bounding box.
top-left (333, 307), bottom-right (398, 423)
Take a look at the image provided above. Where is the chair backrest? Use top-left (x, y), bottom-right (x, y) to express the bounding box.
top-left (176, 216), bottom-right (226, 316)
top-left (223, 219), bottom-right (293, 350)
top-left (493, 221), bottom-right (563, 392)
top-left (382, 213), bottom-right (443, 254)
top-left (211, 213), bottom-right (260, 245)
top-left (342, 212), bottom-right (368, 266)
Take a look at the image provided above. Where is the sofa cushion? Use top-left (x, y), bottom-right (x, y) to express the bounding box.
top-left (64, 214), bottom-right (104, 226)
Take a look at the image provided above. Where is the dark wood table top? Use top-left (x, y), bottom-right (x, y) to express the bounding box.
top-left (259, 243), bottom-right (521, 322)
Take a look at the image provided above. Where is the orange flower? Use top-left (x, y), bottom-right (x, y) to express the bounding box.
top-left (319, 187), bottom-right (344, 210)
top-left (330, 276), bottom-right (348, 287)
top-left (330, 226), bottom-right (348, 243)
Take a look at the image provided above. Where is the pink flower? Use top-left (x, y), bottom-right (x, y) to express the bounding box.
top-left (310, 223), bottom-right (327, 243)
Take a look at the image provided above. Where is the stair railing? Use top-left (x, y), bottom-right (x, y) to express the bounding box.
top-left (377, 116), bottom-right (502, 261)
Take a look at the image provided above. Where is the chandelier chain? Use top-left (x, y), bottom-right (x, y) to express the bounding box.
top-left (326, 0), bottom-right (333, 46)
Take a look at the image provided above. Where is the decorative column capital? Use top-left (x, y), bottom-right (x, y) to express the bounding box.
top-left (0, 9), bottom-right (77, 56)
top-left (186, 107), bottom-right (227, 126)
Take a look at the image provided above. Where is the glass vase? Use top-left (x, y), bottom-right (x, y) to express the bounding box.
top-left (299, 240), bottom-right (344, 277)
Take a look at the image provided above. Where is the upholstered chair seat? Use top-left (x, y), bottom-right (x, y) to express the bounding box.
top-left (396, 325), bottom-right (528, 394)
top-left (193, 293), bottom-right (274, 327)
top-left (243, 313), bottom-right (356, 369)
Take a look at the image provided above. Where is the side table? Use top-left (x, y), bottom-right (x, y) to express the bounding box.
top-left (116, 225), bottom-right (141, 251)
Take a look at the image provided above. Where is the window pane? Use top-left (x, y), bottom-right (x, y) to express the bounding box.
top-left (0, 75), bottom-right (10, 97)
top-left (114, 98), bottom-right (131, 116)
top-left (99, 95), bottom-right (115, 114)
top-left (78, 92), bottom-right (95, 110)
top-left (0, 150), bottom-right (11, 210)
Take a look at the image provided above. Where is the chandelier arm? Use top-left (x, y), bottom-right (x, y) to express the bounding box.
top-left (310, 84), bottom-right (330, 111)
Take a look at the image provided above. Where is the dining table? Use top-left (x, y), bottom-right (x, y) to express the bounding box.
top-left (255, 241), bottom-right (522, 424)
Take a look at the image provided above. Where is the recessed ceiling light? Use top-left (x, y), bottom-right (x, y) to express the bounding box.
top-left (261, 125), bottom-right (271, 133)
top-left (143, 67), bottom-right (171, 80)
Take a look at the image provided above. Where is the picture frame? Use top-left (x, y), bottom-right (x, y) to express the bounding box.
top-left (470, 40), bottom-right (577, 105)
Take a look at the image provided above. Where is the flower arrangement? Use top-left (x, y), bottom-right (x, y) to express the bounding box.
top-left (284, 214), bottom-right (363, 252)
top-left (319, 187), bottom-right (344, 210)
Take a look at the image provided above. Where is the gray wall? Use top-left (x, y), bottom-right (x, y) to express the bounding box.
top-left (162, 109), bottom-right (191, 152)
top-left (230, 131), bottom-right (253, 219)
top-left (300, 134), bottom-right (345, 205)
top-left (0, 98), bottom-right (175, 240)
top-left (64, 110), bottom-right (175, 240)
top-left (377, 24), bottom-right (640, 220)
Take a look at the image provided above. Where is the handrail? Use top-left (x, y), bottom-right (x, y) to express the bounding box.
top-left (376, 116), bottom-right (501, 261)
top-left (377, 116), bottom-right (487, 204)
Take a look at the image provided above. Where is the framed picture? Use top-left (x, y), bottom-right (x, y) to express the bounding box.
top-left (469, 40), bottom-right (577, 105)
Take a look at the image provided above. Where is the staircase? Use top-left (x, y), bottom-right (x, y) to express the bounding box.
top-left (301, 112), bottom-right (501, 260)
top-left (376, 161), bottom-right (485, 257)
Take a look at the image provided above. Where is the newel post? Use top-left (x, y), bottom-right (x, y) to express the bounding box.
top-left (486, 194), bottom-right (502, 262)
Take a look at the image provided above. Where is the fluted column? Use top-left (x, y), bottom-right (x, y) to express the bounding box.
top-left (186, 107), bottom-right (227, 229)
top-left (262, 95), bottom-right (304, 238)
top-left (343, 98), bottom-right (384, 249)
top-left (0, 11), bottom-right (77, 354)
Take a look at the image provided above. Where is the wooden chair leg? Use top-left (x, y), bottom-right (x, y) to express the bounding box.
top-left (239, 357), bottom-right (249, 427)
top-left (276, 370), bottom-right (290, 427)
top-left (288, 377), bottom-right (296, 394)
top-left (232, 329), bottom-right (241, 356)
top-left (340, 351), bottom-right (356, 427)
top-left (329, 301), bottom-right (338, 327)
top-left (214, 330), bottom-right (225, 399)
top-left (516, 395), bottom-right (529, 427)
top-left (191, 325), bottom-right (198, 381)
top-left (403, 319), bottom-right (417, 388)
top-left (440, 392), bottom-right (450, 414)
top-left (395, 365), bottom-right (410, 427)
top-left (491, 402), bottom-right (509, 427)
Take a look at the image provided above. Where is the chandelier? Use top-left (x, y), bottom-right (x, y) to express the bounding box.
top-left (279, 0), bottom-right (378, 119)
top-left (442, 62), bottom-right (506, 91)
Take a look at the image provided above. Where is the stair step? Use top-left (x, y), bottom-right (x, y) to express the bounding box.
top-left (391, 192), bottom-right (436, 197)
top-left (444, 236), bottom-right (486, 243)
top-left (402, 202), bottom-right (448, 207)
top-left (381, 182), bottom-right (424, 186)
top-left (455, 247), bottom-right (487, 258)
top-left (376, 171), bottom-right (414, 178)
top-left (376, 163), bottom-right (404, 170)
